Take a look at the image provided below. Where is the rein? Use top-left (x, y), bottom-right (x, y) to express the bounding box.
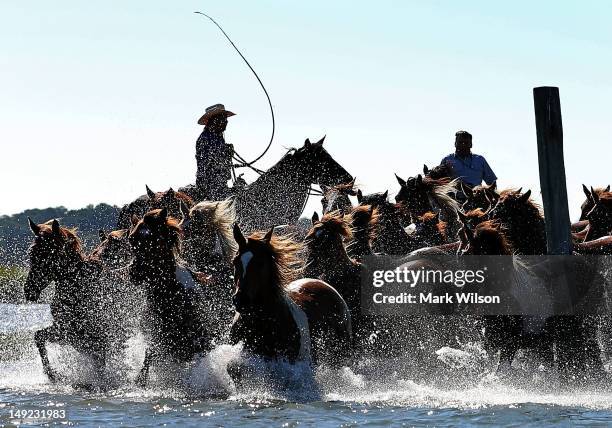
top-left (195, 11), bottom-right (274, 170)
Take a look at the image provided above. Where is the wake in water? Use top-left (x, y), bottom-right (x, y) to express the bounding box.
top-left (3, 321), bottom-right (612, 411)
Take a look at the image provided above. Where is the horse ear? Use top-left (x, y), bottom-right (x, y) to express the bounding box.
top-left (304, 138), bottom-right (312, 148)
top-left (315, 135), bottom-right (326, 146)
top-left (99, 229), bottom-right (108, 242)
top-left (357, 189), bottom-right (363, 203)
top-left (382, 190), bottom-right (388, 200)
top-left (516, 187), bottom-right (522, 195)
top-left (489, 181), bottom-right (497, 192)
top-left (416, 174), bottom-right (423, 186)
top-left (233, 223), bottom-right (247, 249)
top-left (167, 188), bottom-right (175, 197)
top-left (158, 207), bottom-right (168, 220)
top-left (395, 173), bottom-right (406, 187)
top-left (312, 211), bottom-right (320, 225)
top-left (263, 226), bottom-right (275, 243)
top-left (28, 217), bottom-right (41, 236)
top-left (518, 189), bottom-right (531, 203)
top-left (146, 185), bottom-right (155, 199)
top-left (423, 164), bottom-right (429, 175)
top-left (51, 219), bottom-right (61, 236)
top-left (606, 185), bottom-right (611, 192)
top-left (582, 184), bottom-right (591, 199)
top-left (131, 214), bottom-right (140, 226)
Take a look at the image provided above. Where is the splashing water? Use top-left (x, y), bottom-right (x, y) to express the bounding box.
top-left (3, 303), bottom-right (612, 426)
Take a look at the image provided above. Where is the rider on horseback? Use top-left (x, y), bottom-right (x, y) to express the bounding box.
top-left (195, 104), bottom-right (236, 200)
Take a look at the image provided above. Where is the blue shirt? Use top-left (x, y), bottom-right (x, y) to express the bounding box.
top-left (440, 153), bottom-right (497, 187)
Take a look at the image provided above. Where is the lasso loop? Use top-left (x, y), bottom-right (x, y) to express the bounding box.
top-left (195, 11), bottom-right (274, 170)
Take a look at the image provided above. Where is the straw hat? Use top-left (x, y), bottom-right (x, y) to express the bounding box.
top-left (197, 104), bottom-right (236, 125)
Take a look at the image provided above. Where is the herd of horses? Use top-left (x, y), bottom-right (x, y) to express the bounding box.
top-left (23, 136), bottom-right (612, 387)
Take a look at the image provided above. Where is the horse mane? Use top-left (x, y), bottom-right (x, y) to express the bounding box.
top-left (310, 210), bottom-right (353, 240)
top-left (248, 230), bottom-right (304, 289)
top-left (472, 220), bottom-right (513, 255)
top-left (39, 220), bottom-right (84, 255)
top-left (423, 178), bottom-right (460, 215)
top-left (350, 204), bottom-right (379, 240)
top-left (190, 199), bottom-right (238, 257)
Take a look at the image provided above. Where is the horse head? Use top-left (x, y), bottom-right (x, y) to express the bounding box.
top-left (25, 218), bottom-right (83, 301)
top-left (394, 174), bottom-right (432, 217)
top-left (232, 223), bottom-right (301, 315)
top-left (148, 186), bottom-right (195, 221)
top-left (129, 208), bottom-right (182, 260)
top-left (462, 182), bottom-right (498, 213)
top-left (585, 190), bottom-right (612, 241)
top-left (457, 214), bottom-right (512, 256)
top-left (304, 210), bottom-right (352, 259)
top-left (581, 184), bottom-right (610, 221)
top-left (294, 136), bottom-right (353, 188)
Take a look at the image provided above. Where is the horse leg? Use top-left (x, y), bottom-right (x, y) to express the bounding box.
top-left (135, 347), bottom-right (155, 387)
top-left (34, 328), bottom-right (57, 382)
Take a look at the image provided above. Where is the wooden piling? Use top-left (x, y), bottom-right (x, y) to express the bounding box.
top-left (533, 86), bottom-right (573, 255)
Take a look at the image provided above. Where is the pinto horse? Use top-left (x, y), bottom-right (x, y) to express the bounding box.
top-left (24, 219), bottom-right (126, 382)
top-left (230, 224), bottom-right (352, 366)
top-left (128, 208), bottom-right (214, 386)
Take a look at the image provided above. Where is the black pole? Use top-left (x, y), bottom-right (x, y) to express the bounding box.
top-left (533, 86), bottom-right (572, 255)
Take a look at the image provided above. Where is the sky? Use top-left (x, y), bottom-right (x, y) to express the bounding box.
top-left (1, 0), bottom-right (611, 220)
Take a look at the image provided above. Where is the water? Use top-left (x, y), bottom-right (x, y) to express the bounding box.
top-left (2, 304), bottom-right (612, 427)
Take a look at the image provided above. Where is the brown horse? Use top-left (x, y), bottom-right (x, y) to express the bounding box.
top-left (580, 184), bottom-right (610, 221)
top-left (116, 186), bottom-right (194, 230)
top-left (460, 181), bottom-right (499, 213)
top-left (24, 219), bottom-right (126, 383)
top-left (488, 188), bottom-right (547, 255)
top-left (128, 208), bottom-right (214, 386)
top-left (230, 224), bottom-right (352, 366)
top-left (394, 174), bottom-right (461, 239)
top-left (321, 178), bottom-right (357, 215)
top-left (584, 190), bottom-right (612, 242)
